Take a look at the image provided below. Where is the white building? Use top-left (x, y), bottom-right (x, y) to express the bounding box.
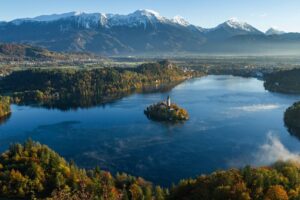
top-left (167, 96), bottom-right (171, 107)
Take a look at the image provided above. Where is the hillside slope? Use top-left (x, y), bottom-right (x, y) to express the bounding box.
top-left (0, 140), bottom-right (299, 200)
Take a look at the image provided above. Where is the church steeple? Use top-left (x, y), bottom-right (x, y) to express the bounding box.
top-left (167, 96), bottom-right (171, 107)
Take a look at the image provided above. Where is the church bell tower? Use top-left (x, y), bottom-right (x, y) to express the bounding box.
top-left (167, 96), bottom-right (171, 107)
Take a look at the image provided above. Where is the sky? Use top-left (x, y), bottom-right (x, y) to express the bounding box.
top-left (1, 0), bottom-right (300, 32)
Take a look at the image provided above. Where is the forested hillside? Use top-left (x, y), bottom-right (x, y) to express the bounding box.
top-left (264, 69), bottom-right (300, 94)
top-left (0, 43), bottom-right (97, 62)
top-left (284, 101), bottom-right (300, 138)
top-left (0, 96), bottom-right (10, 118)
top-left (1, 140), bottom-right (300, 199)
top-left (0, 61), bottom-right (200, 108)
top-left (0, 43), bottom-right (68, 61)
top-left (0, 140), bottom-right (166, 199)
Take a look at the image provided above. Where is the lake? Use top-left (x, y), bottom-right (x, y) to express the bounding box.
top-left (0, 75), bottom-right (300, 186)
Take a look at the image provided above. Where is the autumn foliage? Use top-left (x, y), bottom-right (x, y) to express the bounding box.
top-left (1, 140), bottom-right (300, 200)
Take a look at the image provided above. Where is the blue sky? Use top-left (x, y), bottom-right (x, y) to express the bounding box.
top-left (1, 0), bottom-right (299, 32)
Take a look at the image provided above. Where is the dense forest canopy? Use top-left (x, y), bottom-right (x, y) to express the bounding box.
top-left (0, 61), bottom-right (200, 109)
top-left (284, 101), bottom-right (300, 138)
top-left (1, 140), bottom-right (300, 199)
top-left (0, 96), bottom-right (11, 118)
top-left (0, 140), bottom-right (165, 199)
top-left (264, 69), bottom-right (300, 94)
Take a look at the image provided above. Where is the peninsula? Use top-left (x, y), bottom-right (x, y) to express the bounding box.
top-left (0, 60), bottom-right (202, 109)
top-left (264, 68), bottom-right (300, 94)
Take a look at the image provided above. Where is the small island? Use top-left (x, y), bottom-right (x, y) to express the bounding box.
top-left (144, 96), bottom-right (189, 122)
top-left (0, 96), bottom-right (11, 119)
top-left (284, 101), bottom-right (300, 138)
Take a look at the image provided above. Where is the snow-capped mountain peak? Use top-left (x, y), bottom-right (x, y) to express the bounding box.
top-left (75, 13), bottom-right (107, 27)
top-left (128, 9), bottom-right (166, 22)
top-left (172, 15), bottom-right (190, 26)
top-left (107, 9), bottom-right (167, 28)
top-left (266, 27), bottom-right (285, 35)
top-left (223, 18), bottom-right (253, 31)
top-left (206, 17), bottom-right (263, 35)
top-left (11, 11), bottom-right (109, 28)
top-left (133, 9), bottom-right (161, 18)
top-left (6, 10), bottom-right (285, 35)
top-left (11, 12), bottom-right (80, 24)
top-left (8, 9), bottom-right (170, 28)
top-left (33, 12), bottom-right (80, 21)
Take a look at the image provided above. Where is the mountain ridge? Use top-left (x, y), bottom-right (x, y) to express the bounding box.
top-left (1, 10), bottom-right (293, 33)
top-left (1, 9), bottom-right (300, 55)
top-left (266, 28), bottom-right (285, 35)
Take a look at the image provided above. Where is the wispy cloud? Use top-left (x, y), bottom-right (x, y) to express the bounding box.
top-left (221, 104), bottom-right (280, 119)
top-left (227, 132), bottom-right (300, 168)
top-left (254, 133), bottom-right (300, 165)
top-left (232, 104), bottom-right (280, 112)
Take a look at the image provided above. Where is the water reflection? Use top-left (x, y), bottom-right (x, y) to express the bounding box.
top-left (0, 113), bottom-right (11, 125)
top-left (1, 75), bottom-right (300, 186)
top-left (14, 82), bottom-right (181, 111)
top-left (286, 127), bottom-right (300, 141)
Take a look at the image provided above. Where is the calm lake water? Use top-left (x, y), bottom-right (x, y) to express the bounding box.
top-left (1, 75), bottom-right (300, 186)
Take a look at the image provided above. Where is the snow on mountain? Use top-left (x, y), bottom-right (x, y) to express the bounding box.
top-left (218, 18), bottom-right (259, 32)
top-left (74, 13), bottom-right (107, 28)
top-left (32, 12), bottom-right (81, 22)
top-left (5, 10), bottom-right (290, 35)
top-left (7, 9), bottom-right (195, 29)
top-left (172, 16), bottom-right (190, 26)
top-left (9, 9), bottom-right (168, 28)
top-left (11, 12), bottom-right (79, 25)
top-left (11, 12), bottom-right (108, 28)
top-left (106, 9), bottom-right (167, 28)
top-left (4, 10), bottom-right (300, 55)
top-left (266, 28), bottom-right (285, 35)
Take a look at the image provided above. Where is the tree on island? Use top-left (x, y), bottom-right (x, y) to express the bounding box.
top-left (144, 96), bottom-right (189, 122)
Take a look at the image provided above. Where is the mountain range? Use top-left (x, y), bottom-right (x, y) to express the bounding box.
top-left (0, 9), bottom-right (299, 55)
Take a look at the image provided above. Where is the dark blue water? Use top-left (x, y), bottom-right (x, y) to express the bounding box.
top-left (1, 75), bottom-right (300, 186)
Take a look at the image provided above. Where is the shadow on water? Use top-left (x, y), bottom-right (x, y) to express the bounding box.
top-left (145, 115), bottom-right (187, 128)
top-left (285, 126), bottom-right (300, 141)
top-left (144, 112), bottom-right (188, 127)
top-left (0, 113), bottom-right (11, 125)
top-left (2, 75), bottom-right (300, 186)
top-left (283, 100), bottom-right (300, 141)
